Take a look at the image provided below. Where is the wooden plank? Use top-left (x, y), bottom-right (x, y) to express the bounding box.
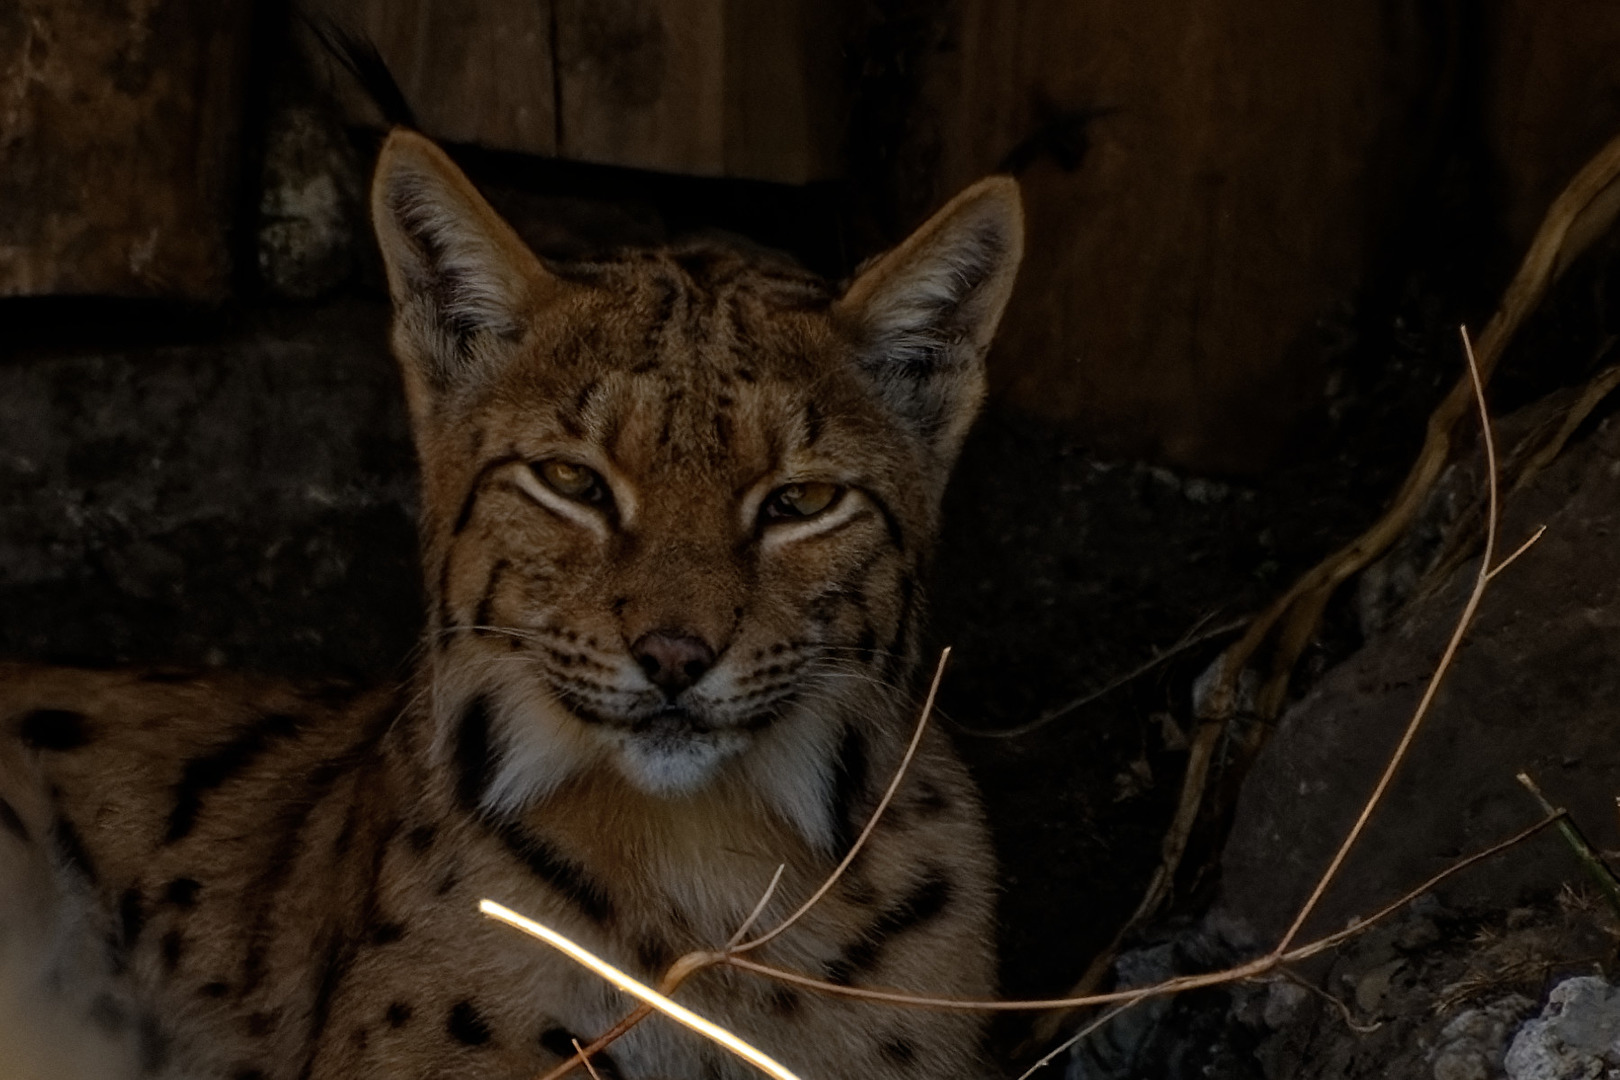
top-left (0, 0), bottom-right (250, 299)
top-left (722, 0), bottom-right (845, 183)
top-left (307, 0), bottom-right (844, 183)
top-left (552, 0), bottom-right (725, 176)
top-left (306, 0), bottom-right (557, 156)
top-left (925, 0), bottom-right (1423, 472)
top-left (1488, 0), bottom-right (1620, 250)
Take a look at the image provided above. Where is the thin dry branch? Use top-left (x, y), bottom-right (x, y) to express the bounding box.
top-left (1270, 325), bottom-right (1497, 955)
top-left (1014, 1001), bottom-right (1141, 1080)
top-left (960, 613), bottom-right (1248, 739)
top-left (733, 647), bottom-right (950, 954)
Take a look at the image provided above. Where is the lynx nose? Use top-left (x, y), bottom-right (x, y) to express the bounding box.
top-left (632, 631), bottom-right (716, 694)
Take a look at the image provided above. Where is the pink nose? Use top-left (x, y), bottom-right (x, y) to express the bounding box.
top-left (631, 631), bottom-right (716, 694)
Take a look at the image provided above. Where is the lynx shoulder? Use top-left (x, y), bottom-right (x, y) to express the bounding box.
top-left (0, 129), bottom-right (1023, 1080)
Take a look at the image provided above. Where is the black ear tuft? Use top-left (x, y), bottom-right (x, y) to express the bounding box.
top-left (837, 177), bottom-right (1024, 463)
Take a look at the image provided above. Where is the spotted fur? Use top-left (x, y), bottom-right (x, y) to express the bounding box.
top-left (0, 129), bottom-right (1023, 1079)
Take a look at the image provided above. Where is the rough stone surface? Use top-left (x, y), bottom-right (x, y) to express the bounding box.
top-left (1215, 410), bottom-right (1620, 944)
top-left (1433, 995), bottom-right (1537, 1080)
top-left (0, 301), bottom-right (420, 677)
top-left (1505, 977), bottom-right (1620, 1080)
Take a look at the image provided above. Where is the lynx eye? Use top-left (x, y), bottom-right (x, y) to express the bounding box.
top-left (761, 482), bottom-right (844, 523)
top-left (533, 459), bottom-right (609, 505)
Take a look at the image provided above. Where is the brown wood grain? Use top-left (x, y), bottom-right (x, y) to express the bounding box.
top-left (0, 0), bottom-right (251, 300)
top-left (305, 0), bottom-right (845, 183)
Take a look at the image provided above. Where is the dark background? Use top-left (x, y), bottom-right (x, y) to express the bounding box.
top-left (7, 0), bottom-right (1620, 1061)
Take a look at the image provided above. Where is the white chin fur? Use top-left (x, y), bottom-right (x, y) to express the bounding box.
top-left (610, 728), bottom-right (747, 796)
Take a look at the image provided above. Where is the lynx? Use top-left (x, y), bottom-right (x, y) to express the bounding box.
top-left (0, 129), bottom-right (1023, 1079)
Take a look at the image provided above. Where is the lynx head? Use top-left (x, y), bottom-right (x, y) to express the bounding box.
top-left (371, 129), bottom-right (1021, 846)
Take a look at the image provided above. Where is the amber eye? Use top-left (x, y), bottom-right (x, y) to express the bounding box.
top-left (761, 482), bottom-right (844, 523)
top-left (533, 459), bottom-right (609, 505)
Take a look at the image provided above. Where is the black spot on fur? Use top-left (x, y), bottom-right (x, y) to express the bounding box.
top-left (538, 1027), bottom-right (577, 1058)
top-left (865, 492), bottom-right (906, 552)
top-left (913, 780), bottom-right (949, 816)
top-left (300, 937), bottom-right (352, 1070)
top-left (386, 1001), bottom-right (412, 1028)
top-left (160, 930), bottom-right (184, 972)
top-left (573, 379), bottom-right (601, 420)
top-left (166, 713), bottom-right (304, 844)
top-left (854, 626), bottom-right (878, 665)
top-left (164, 877), bottom-right (202, 907)
top-left (137, 1013), bottom-right (168, 1073)
top-left (826, 870), bottom-right (954, 984)
top-left (884, 574), bottom-right (917, 683)
top-left (829, 725), bottom-right (870, 856)
top-left (18, 708), bottom-right (92, 750)
top-left (766, 988), bottom-right (801, 1016)
top-left (882, 1038), bottom-right (918, 1067)
top-left (447, 999), bottom-right (494, 1047)
top-left (52, 814), bottom-right (97, 883)
top-left (802, 400), bottom-right (823, 447)
top-left (89, 993), bottom-right (128, 1034)
top-left (0, 796), bottom-right (28, 842)
top-left (472, 559), bottom-right (510, 634)
top-left (200, 980), bottom-right (230, 998)
top-left (370, 921), bottom-right (406, 946)
top-left (331, 810), bottom-right (358, 859)
top-left (489, 818), bottom-right (615, 924)
top-left (246, 1011), bottom-right (277, 1036)
top-left (452, 454), bottom-right (525, 535)
top-left (635, 933), bottom-right (673, 973)
top-left (233, 1069), bottom-right (267, 1080)
top-left (119, 887), bottom-right (145, 948)
top-left (407, 824), bottom-right (437, 852)
top-left (453, 696), bottom-right (495, 810)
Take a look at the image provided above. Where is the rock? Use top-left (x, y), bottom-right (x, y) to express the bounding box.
top-left (1431, 995), bottom-right (1536, 1080)
top-left (1215, 411), bottom-right (1620, 943)
top-left (1504, 976), bottom-right (1620, 1080)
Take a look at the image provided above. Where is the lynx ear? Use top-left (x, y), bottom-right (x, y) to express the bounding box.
top-left (837, 177), bottom-right (1024, 462)
top-left (370, 128), bottom-right (552, 391)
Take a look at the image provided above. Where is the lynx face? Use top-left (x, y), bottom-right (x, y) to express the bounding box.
top-left (373, 131), bottom-right (1023, 843)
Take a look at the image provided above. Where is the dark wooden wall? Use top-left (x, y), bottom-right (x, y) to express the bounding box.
top-left (6, 0), bottom-right (1620, 473)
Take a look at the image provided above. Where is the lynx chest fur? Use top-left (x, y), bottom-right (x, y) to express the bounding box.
top-left (0, 130), bottom-right (1023, 1080)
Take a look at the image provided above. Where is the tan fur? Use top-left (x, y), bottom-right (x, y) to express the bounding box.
top-left (0, 129), bottom-right (1023, 1079)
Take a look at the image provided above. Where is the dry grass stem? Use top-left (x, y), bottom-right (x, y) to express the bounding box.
top-left (733, 647), bottom-right (951, 954)
top-left (570, 1040), bottom-right (604, 1080)
top-left (1269, 325), bottom-right (1498, 957)
top-left (1516, 772), bottom-right (1620, 919)
top-left (1283, 812), bottom-right (1563, 962)
top-left (535, 1008), bottom-right (653, 1080)
top-left (1487, 525), bottom-right (1547, 581)
top-left (482, 900), bottom-right (796, 1080)
top-left (965, 613), bottom-right (1249, 739)
top-left (726, 864), bottom-right (787, 950)
top-left (1013, 1001), bottom-right (1141, 1080)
